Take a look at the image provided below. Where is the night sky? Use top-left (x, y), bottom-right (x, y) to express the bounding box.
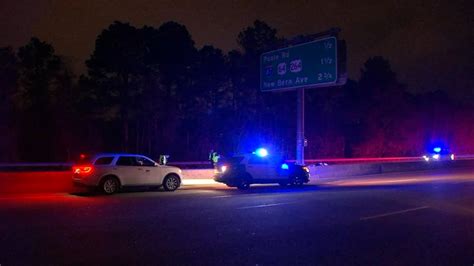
top-left (1, 0), bottom-right (472, 98)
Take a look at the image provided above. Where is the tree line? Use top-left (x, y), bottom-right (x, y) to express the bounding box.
top-left (0, 20), bottom-right (472, 162)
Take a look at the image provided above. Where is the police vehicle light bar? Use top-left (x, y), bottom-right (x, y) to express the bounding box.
top-left (254, 148), bottom-right (269, 157)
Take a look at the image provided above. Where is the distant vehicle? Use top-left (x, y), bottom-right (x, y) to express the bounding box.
top-left (423, 147), bottom-right (455, 162)
top-left (72, 153), bottom-right (182, 194)
top-left (214, 148), bottom-right (310, 189)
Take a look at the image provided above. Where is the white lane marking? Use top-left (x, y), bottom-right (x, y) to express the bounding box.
top-left (210, 195), bottom-right (233, 198)
top-left (237, 202), bottom-right (294, 210)
top-left (360, 206), bottom-right (430, 221)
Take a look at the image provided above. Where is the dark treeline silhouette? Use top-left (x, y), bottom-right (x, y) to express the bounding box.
top-left (0, 20), bottom-right (473, 162)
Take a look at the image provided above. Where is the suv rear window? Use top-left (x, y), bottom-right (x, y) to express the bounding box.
top-left (248, 156), bottom-right (269, 165)
top-left (224, 156), bottom-right (244, 164)
top-left (116, 156), bottom-right (136, 166)
top-left (94, 157), bottom-right (114, 165)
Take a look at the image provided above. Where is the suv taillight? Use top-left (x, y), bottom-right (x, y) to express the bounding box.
top-left (73, 165), bottom-right (93, 175)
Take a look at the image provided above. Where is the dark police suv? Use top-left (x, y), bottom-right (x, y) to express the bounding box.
top-left (214, 148), bottom-right (310, 189)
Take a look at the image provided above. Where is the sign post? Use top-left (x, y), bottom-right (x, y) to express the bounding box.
top-left (260, 32), bottom-right (345, 165)
top-left (296, 88), bottom-right (305, 165)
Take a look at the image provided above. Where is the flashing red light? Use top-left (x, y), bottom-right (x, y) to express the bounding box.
top-left (73, 165), bottom-right (93, 175)
top-left (80, 154), bottom-right (86, 159)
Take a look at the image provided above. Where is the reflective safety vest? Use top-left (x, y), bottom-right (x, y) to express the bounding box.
top-left (211, 152), bottom-right (220, 163)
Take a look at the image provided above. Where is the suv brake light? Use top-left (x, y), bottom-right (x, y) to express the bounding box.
top-left (73, 165), bottom-right (93, 175)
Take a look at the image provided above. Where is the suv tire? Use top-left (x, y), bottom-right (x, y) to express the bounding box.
top-left (163, 174), bottom-right (181, 191)
top-left (101, 176), bottom-right (120, 195)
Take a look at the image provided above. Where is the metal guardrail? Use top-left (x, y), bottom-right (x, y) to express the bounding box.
top-left (0, 163), bottom-right (73, 167)
top-left (0, 163), bottom-right (72, 172)
top-left (288, 156), bottom-right (423, 164)
top-left (168, 161), bottom-right (210, 165)
top-left (0, 155), bottom-right (473, 171)
top-left (172, 155), bottom-right (474, 166)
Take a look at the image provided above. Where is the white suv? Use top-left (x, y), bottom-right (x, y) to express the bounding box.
top-left (72, 153), bottom-right (182, 194)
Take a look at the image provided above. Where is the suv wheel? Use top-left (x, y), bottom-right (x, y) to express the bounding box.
top-left (163, 174), bottom-right (181, 191)
top-left (101, 176), bottom-right (120, 195)
top-left (237, 180), bottom-right (250, 190)
top-left (237, 174), bottom-right (252, 190)
top-left (291, 175), bottom-right (304, 186)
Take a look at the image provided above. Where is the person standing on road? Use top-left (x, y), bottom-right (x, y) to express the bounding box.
top-left (159, 155), bottom-right (168, 165)
top-left (209, 150), bottom-right (220, 168)
top-left (209, 150), bottom-right (214, 167)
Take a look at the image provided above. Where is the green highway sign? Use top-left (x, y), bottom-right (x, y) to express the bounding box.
top-left (260, 37), bottom-right (338, 91)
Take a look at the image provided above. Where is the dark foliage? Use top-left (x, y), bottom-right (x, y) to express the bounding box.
top-left (0, 21), bottom-right (473, 162)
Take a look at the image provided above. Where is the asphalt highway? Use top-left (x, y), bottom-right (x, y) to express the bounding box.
top-left (1, 168), bottom-right (473, 265)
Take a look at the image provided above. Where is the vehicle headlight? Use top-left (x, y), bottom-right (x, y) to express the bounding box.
top-left (302, 166), bottom-right (310, 173)
top-left (423, 155), bottom-right (430, 162)
top-left (450, 154), bottom-right (455, 160)
top-left (432, 154), bottom-right (440, 160)
top-left (221, 165), bottom-right (227, 173)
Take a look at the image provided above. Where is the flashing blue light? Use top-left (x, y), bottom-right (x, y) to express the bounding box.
top-left (254, 148), bottom-right (268, 157)
top-left (433, 147), bottom-right (441, 153)
top-left (281, 163), bottom-right (289, 170)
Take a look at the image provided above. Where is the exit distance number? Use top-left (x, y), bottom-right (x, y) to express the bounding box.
top-left (317, 72), bottom-right (333, 81)
top-left (320, 57), bottom-right (333, 64)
